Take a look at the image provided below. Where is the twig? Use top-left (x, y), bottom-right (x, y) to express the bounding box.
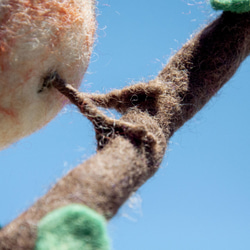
top-left (1, 12), bottom-right (250, 250)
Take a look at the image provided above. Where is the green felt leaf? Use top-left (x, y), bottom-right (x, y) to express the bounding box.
top-left (35, 204), bottom-right (110, 250)
top-left (210, 0), bottom-right (250, 13)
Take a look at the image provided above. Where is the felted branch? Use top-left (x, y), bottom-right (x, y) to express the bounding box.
top-left (1, 11), bottom-right (250, 250)
top-left (89, 11), bottom-right (250, 138)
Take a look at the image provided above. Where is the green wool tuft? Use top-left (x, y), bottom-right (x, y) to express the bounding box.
top-left (35, 204), bottom-right (110, 250)
top-left (210, 0), bottom-right (250, 13)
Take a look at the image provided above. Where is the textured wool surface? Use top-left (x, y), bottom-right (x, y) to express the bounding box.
top-left (0, 0), bottom-right (95, 149)
top-left (210, 0), bottom-right (250, 13)
top-left (35, 204), bottom-right (110, 250)
top-left (1, 12), bottom-right (250, 250)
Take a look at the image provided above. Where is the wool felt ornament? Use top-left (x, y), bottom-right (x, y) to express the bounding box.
top-left (2, 2), bottom-right (250, 250)
top-left (0, 0), bottom-right (95, 149)
top-left (210, 0), bottom-right (250, 13)
top-left (35, 204), bottom-right (110, 250)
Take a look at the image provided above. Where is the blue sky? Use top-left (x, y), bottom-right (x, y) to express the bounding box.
top-left (1, 1), bottom-right (250, 249)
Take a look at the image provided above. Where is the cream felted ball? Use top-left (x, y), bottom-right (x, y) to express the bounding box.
top-left (0, 0), bottom-right (96, 149)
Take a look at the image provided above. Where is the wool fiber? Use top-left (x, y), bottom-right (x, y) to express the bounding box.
top-left (0, 0), bottom-right (96, 149)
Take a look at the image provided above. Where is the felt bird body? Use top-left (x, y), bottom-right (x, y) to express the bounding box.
top-left (0, 0), bottom-right (95, 149)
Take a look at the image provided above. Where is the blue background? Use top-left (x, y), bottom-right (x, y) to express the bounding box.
top-left (1, 1), bottom-right (250, 249)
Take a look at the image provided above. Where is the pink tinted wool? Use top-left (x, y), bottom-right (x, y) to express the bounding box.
top-left (0, 0), bottom-right (96, 149)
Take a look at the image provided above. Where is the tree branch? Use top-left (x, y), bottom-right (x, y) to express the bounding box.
top-left (1, 12), bottom-right (250, 250)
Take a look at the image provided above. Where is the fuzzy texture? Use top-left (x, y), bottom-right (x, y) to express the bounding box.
top-left (51, 73), bottom-right (158, 150)
top-left (210, 0), bottom-right (250, 13)
top-left (0, 0), bottom-right (96, 149)
top-left (35, 204), bottom-right (110, 250)
top-left (1, 12), bottom-right (250, 250)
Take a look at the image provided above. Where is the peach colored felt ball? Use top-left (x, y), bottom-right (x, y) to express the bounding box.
top-left (0, 0), bottom-right (96, 149)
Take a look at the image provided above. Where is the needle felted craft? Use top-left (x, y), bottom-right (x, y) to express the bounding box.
top-left (210, 0), bottom-right (250, 13)
top-left (35, 204), bottom-right (110, 250)
top-left (0, 0), bottom-right (95, 149)
top-left (1, 0), bottom-right (250, 250)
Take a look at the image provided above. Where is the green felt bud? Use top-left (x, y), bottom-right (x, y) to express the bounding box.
top-left (210, 0), bottom-right (250, 13)
top-left (35, 204), bottom-right (110, 250)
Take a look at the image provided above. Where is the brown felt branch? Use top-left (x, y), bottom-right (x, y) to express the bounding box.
top-left (51, 73), bottom-right (157, 150)
top-left (89, 12), bottom-right (250, 138)
top-left (1, 12), bottom-right (250, 250)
